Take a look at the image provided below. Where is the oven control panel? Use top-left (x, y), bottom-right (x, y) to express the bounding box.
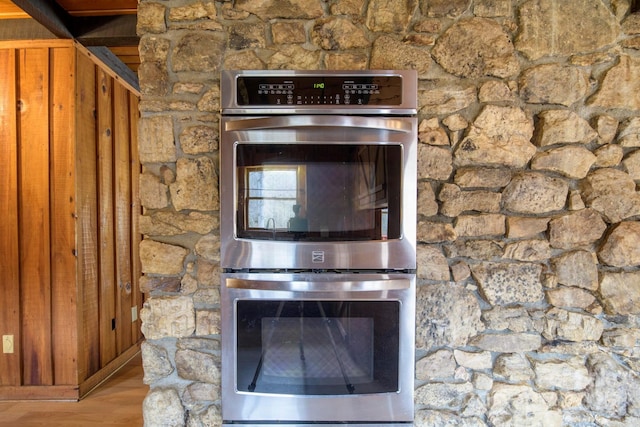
top-left (236, 75), bottom-right (404, 106)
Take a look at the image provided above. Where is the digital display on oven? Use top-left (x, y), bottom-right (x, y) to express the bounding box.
top-left (236, 75), bottom-right (404, 106)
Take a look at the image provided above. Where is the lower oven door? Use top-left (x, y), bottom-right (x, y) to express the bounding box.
top-left (221, 272), bottom-right (415, 424)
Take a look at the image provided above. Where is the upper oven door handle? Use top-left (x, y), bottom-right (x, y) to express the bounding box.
top-left (225, 276), bottom-right (411, 292)
top-left (223, 115), bottom-right (413, 133)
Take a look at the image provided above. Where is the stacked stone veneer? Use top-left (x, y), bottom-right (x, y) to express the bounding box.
top-left (136, 0), bottom-right (640, 425)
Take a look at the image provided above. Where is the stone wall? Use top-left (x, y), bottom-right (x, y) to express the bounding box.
top-left (136, 0), bottom-right (640, 425)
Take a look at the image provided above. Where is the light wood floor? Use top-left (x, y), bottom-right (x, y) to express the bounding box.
top-left (0, 353), bottom-right (146, 426)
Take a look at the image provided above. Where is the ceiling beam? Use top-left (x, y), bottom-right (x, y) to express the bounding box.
top-left (11, 0), bottom-right (73, 38)
top-left (75, 15), bottom-right (139, 47)
top-left (6, 0), bottom-right (139, 47)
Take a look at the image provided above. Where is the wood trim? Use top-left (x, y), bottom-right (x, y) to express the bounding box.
top-left (129, 93), bottom-right (143, 342)
top-left (78, 343), bottom-right (141, 398)
top-left (64, 9), bottom-right (137, 17)
top-left (0, 39), bottom-right (73, 49)
top-left (55, 0), bottom-right (137, 16)
top-left (0, 48), bottom-right (21, 387)
top-left (0, 12), bottom-right (28, 18)
top-left (0, 385), bottom-right (80, 401)
top-left (76, 43), bottom-right (139, 95)
top-left (0, 344), bottom-right (140, 400)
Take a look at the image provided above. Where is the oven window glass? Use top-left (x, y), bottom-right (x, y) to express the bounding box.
top-left (235, 300), bottom-right (400, 395)
top-left (236, 144), bottom-right (402, 241)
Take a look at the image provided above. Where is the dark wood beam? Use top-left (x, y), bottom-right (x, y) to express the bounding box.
top-left (75, 15), bottom-right (139, 47)
top-left (6, 1), bottom-right (139, 48)
top-left (11, 0), bottom-right (73, 38)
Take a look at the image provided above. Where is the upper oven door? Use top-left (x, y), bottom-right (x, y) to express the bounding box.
top-left (220, 115), bottom-right (417, 271)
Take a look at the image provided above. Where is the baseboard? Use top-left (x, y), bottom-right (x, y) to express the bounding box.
top-left (0, 340), bottom-right (142, 401)
top-left (78, 341), bottom-right (142, 399)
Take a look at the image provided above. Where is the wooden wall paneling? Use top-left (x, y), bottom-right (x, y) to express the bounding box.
top-left (0, 41), bottom-right (142, 398)
top-left (0, 48), bottom-right (21, 386)
top-left (50, 46), bottom-right (79, 385)
top-left (75, 50), bottom-right (100, 380)
top-left (114, 82), bottom-right (133, 353)
top-left (129, 93), bottom-right (143, 343)
top-left (97, 68), bottom-right (117, 366)
top-left (17, 47), bottom-right (53, 386)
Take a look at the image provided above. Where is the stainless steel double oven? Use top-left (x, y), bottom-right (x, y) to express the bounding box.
top-left (220, 70), bottom-right (417, 426)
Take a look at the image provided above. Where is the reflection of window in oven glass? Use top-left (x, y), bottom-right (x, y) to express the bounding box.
top-left (357, 146), bottom-right (388, 210)
top-left (246, 166), bottom-right (306, 230)
top-left (236, 143), bottom-right (401, 240)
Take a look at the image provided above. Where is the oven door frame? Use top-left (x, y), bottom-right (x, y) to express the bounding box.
top-left (220, 272), bottom-right (416, 424)
top-left (219, 115), bottom-right (417, 271)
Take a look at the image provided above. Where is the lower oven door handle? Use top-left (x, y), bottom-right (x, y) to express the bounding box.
top-left (225, 277), bottom-right (411, 292)
top-left (224, 115), bottom-right (413, 133)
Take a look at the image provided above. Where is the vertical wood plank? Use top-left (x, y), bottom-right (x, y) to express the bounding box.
top-left (50, 46), bottom-right (79, 385)
top-left (129, 93), bottom-right (143, 343)
top-left (18, 47), bottom-right (53, 386)
top-left (75, 51), bottom-right (100, 380)
top-left (97, 68), bottom-right (117, 365)
top-left (114, 82), bottom-right (133, 353)
top-left (0, 48), bottom-right (22, 386)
